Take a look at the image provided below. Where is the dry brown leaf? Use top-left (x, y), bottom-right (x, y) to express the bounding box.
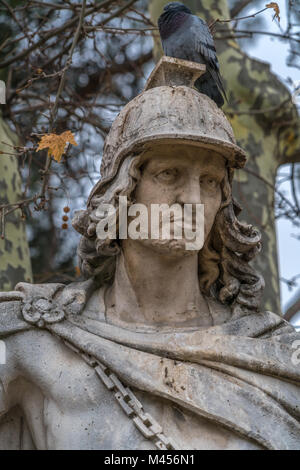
top-left (75, 266), bottom-right (81, 277)
top-left (36, 130), bottom-right (77, 162)
top-left (266, 2), bottom-right (280, 22)
top-left (287, 131), bottom-right (295, 144)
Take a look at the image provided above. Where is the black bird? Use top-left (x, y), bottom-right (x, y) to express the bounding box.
top-left (158, 2), bottom-right (227, 107)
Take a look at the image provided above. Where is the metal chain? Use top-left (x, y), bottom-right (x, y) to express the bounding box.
top-left (62, 339), bottom-right (180, 450)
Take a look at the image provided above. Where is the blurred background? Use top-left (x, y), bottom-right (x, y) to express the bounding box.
top-left (0, 0), bottom-right (299, 328)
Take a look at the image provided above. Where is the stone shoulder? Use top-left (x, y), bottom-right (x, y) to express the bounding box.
top-left (0, 291), bottom-right (27, 338)
top-left (0, 279), bottom-right (97, 337)
top-left (0, 282), bottom-right (64, 337)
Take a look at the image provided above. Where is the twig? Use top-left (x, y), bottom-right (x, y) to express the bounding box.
top-left (30, 0), bottom-right (78, 10)
top-left (210, 6), bottom-right (270, 29)
top-left (0, 0), bottom-right (116, 69)
top-left (49, 3), bottom-right (87, 128)
top-left (284, 295), bottom-right (300, 321)
top-left (85, 26), bottom-right (157, 34)
top-left (0, 195), bottom-right (39, 212)
top-left (39, 0), bottom-right (87, 202)
top-left (230, 0), bottom-right (253, 19)
top-left (100, 0), bottom-right (138, 27)
top-left (243, 167), bottom-right (300, 217)
top-left (0, 0), bottom-right (34, 46)
top-left (216, 29), bottom-right (300, 44)
top-left (291, 163), bottom-right (300, 215)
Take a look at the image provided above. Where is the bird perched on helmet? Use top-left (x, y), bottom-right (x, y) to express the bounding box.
top-left (158, 2), bottom-right (227, 108)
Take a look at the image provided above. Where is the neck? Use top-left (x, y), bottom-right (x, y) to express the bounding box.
top-left (105, 239), bottom-right (212, 328)
top-left (158, 10), bottom-right (190, 40)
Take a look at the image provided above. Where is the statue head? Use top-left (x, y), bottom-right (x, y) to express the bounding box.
top-left (73, 84), bottom-right (264, 318)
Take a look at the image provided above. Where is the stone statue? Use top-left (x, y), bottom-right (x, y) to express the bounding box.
top-left (0, 58), bottom-right (299, 450)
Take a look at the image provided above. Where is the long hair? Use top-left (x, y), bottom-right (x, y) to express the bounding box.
top-left (72, 154), bottom-right (264, 318)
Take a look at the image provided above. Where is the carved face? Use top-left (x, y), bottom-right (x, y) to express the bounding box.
top-left (132, 144), bottom-right (226, 256)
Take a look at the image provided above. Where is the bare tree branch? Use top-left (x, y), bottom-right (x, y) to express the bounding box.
top-left (230, 0), bottom-right (253, 19)
top-left (284, 295), bottom-right (300, 321)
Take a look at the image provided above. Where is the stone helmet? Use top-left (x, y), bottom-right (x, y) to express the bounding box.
top-left (88, 84), bottom-right (247, 204)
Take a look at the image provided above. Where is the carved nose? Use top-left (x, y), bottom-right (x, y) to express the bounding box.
top-left (176, 177), bottom-right (202, 205)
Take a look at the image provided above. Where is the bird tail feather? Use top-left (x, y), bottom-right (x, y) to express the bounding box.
top-left (206, 64), bottom-right (228, 103)
top-left (194, 72), bottom-right (225, 108)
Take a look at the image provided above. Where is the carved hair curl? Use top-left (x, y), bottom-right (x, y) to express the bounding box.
top-left (72, 155), bottom-right (264, 318)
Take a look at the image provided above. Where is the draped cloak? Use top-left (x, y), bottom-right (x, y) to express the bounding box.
top-left (0, 279), bottom-right (299, 450)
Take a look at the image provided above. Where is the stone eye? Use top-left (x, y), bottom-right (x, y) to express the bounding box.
top-left (157, 169), bottom-right (178, 182)
top-left (200, 176), bottom-right (218, 191)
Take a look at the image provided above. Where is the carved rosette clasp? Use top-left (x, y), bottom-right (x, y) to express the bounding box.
top-left (21, 296), bottom-right (65, 328)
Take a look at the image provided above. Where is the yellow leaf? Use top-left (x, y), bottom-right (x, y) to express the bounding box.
top-left (36, 130), bottom-right (77, 162)
top-left (287, 131), bottom-right (295, 144)
top-left (75, 266), bottom-right (81, 277)
top-left (266, 2), bottom-right (280, 22)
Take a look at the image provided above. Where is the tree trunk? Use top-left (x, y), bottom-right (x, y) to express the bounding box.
top-left (149, 0), bottom-right (300, 314)
top-left (0, 115), bottom-right (32, 290)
